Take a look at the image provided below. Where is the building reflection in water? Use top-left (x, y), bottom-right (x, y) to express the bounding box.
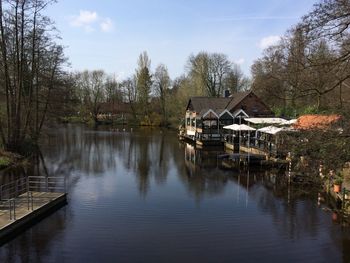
top-left (181, 141), bottom-right (350, 250)
top-left (1, 126), bottom-right (350, 262)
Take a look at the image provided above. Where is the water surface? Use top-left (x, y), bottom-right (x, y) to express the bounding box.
top-left (0, 124), bottom-right (349, 263)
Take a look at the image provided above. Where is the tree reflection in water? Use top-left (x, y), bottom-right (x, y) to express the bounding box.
top-left (0, 125), bottom-right (349, 262)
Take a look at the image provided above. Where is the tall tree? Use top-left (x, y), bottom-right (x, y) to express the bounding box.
top-left (0, 0), bottom-right (66, 152)
top-left (135, 51), bottom-right (152, 116)
top-left (154, 64), bottom-right (170, 124)
top-left (121, 76), bottom-right (137, 119)
top-left (187, 52), bottom-right (244, 97)
top-left (75, 70), bottom-right (106, 123)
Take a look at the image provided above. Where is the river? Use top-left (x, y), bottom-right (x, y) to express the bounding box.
top-left (0, 124), bottom-right (349, 263)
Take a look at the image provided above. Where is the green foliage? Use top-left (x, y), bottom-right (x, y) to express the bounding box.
top-left (272, 106), bottom-right (297, 118)
top-left (282, 126), bottom-right (350, 172)
top-left (140, 113), bottom-right (162, 126)
top-left (0, 156), bottom-right (11, 168)
top-left (60, 116), bottom-right (88, 123)
top-left (272, 104), bottom-right (340, 118)
top-left (299, 105), bottom-right (319, 115)
top-left (136, 51), bottom-right (153, 117)
top-left (334, 176), bottom-right (343, 185)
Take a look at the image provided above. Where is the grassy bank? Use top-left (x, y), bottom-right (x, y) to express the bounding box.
top-left (0, 150), bottom-right (24, 170)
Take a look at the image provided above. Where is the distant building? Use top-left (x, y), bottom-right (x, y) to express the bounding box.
top-left (184, 91), bottom-right (273, 145)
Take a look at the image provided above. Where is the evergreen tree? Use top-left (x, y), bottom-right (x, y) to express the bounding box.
top-left (136, 51), bottom-right (152, 117)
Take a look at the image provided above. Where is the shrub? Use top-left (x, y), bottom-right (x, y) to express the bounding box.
top-left (0, 156), bottom-right (11, 168)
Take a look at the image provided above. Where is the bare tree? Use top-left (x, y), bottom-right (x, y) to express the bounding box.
top-left (75, 70), bottom-right (106, 123)
top-left (121, 77), bottom-right (137, 119)
top-left (0, 0), bottom-right (66, 152)
top-left (154, 64), bottom-right (170, 123)
top-left (302, 0), bottom-right (350, 62)
top-left (187, 52), bottom-right (245, 97)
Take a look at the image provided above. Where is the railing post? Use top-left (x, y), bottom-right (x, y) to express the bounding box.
top-left (9, 199), bottom-right (12, 220)
top-left (13, 198), bottom-right (16, 220)
top-left (31, 192), bottom-right (33, 210)
top-left (15, 179), bottom-right (18, 198)
top-left (27, 177), bottom-right (30, 210)
top-left (64, 175), bottom-right (67, 193)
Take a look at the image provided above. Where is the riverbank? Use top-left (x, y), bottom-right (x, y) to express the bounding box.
top-left (0, 151), bottom-right (24, 170)
top-left (59, 115), bottom-right (180, 130)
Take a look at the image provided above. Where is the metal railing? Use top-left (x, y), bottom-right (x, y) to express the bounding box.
top-left (0, 176), bottom-right (66, 221)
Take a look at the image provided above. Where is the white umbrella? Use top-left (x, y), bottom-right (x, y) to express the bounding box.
top-left (245, 117), bottom-right (287, 125)
top-left (223, 124), bottom-right (256, 131)
top-left (223, 124), bottom-right (255, 159)
top-left (258, 126), bottom-right (282, 135)
top-left (283, 119), bottom-right (297, 125)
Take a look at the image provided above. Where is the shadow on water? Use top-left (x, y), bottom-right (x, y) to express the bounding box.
top-left (1, 124), bottom-right (350, 262)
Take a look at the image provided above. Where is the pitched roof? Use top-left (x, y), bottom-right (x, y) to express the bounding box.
top-left (293, 114), bottom-right (342, 130)
top-left (187, 91), bottom-right (252, 114)
top-left (225, 91), bottom-right (252, 110)
top-left (186, 91), bottom-right (273, 118)
top-left (187, 97), bottom-right (231, 115)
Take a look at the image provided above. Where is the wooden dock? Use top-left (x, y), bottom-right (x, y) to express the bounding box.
top-left (0, 176), bottom-right (67, 243)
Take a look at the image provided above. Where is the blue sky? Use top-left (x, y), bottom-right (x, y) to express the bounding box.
top-left (45, 0), bottom-right (317, 79)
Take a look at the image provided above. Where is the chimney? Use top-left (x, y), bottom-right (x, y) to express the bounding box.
top-left (224, 90), bottom-right (230, 98)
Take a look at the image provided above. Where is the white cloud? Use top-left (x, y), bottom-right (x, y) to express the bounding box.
top-left (100, 18), bottom-right (114, 32)
top-left (259, 35), bottom-right (281, 49)
top-left (235, 58), bottom-right (245, 65)
top-left (70, 10), bottom-right (114, 33)
top-left (70, 10), bottom-right (98, 27)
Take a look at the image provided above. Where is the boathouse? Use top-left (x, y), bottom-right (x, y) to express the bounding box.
top-left (184, 91), bottom-right (273, 145)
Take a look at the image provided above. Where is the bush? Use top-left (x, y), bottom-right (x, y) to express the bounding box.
top-left (334, 176), bottom-right (343, 185)
top-left (140, 113), bottom-right (162, 126)
top-left (0, 156), bottom-right (11, 168)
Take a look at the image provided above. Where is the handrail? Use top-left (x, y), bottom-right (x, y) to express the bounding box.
top-left (27, 176), bottom-right (66, 193)
top-left (0, 175), bottom-right (66, 219)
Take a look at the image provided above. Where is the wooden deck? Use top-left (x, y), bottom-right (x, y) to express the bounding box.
top-left (0, 190), bottom-right (67, 242)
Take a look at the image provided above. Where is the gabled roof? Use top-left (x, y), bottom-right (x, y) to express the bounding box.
top-left (219, 109), bottom-right (234, 118)
top-left (225, 91), bottom-right (252, 110)
top-left (232, 109), bottom-right (249, 118)
top-left (293, 114), bottom-right (342, 130)
top-left (202, 109), bottom-right (219, 119)
top-left (186, 97), bottom-right (231, 116)
top-left (186, 91), bottom-right (273, 118)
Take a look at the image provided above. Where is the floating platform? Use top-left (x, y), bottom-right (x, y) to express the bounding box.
top-left (0, 191), bottom-right (67, 243)
top-left (0, 176), bottom-right (67, 244)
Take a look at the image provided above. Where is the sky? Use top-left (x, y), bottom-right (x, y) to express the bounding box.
top-left (45, 0), bottom-right (318, 80)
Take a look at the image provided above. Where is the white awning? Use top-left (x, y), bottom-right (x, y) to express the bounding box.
top-left (258, 126), bottom-right (297, 134)
top-left (186, 130), bottom-right (195, 136)
top-left (258, 126), bottom-right (283, 135)
top-left (245, 117), bottom-right (288, 125)
top-left (223, 124), bottom-right (256, 131)
top-left (283, 119), bottom-right (297, 125)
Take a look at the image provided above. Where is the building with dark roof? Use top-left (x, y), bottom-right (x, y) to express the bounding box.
top-left (184, 91), bottom-right (274, 145)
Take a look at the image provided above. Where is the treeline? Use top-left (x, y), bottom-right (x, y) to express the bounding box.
top-left (250, 0), bottom-right (350, 172)
top-left (1, 0), bottom-right (349, 155)
top-left (70, 51), bottom-right (248, 126)
top-left (252, 0), bottom-right (350, 117)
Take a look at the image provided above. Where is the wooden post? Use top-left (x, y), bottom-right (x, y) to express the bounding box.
top-left (319, 164), bottom-right (324, 178)
top-left (288, 152), bottom-right (292, 184)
